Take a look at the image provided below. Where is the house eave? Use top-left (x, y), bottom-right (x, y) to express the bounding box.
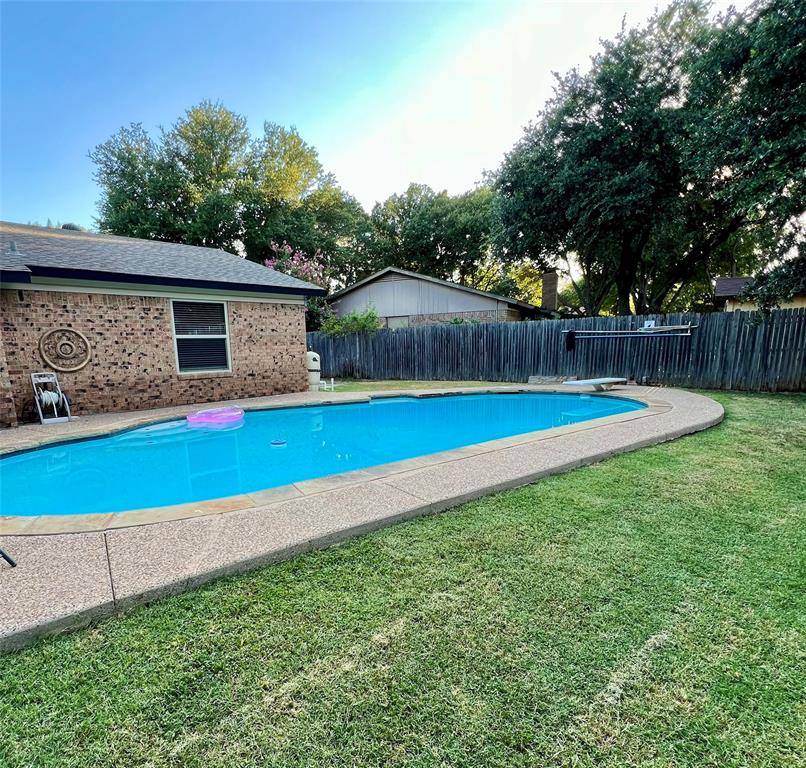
top-left (0, 268), bottom-right (32, 284)
top-left (11, 265), bottom-right (325, 298)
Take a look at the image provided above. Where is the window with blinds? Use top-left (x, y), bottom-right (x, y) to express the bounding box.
top-left (171, 300), bottom-right (230, 373)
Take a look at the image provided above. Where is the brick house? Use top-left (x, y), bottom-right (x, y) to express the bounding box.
top-left (0, 222), bottom-right (324, 427)
top-left (328, 267), bottom-right (556, 328)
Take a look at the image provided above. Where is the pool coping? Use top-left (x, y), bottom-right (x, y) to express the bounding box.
top-left (2, 388), bottom-right (664, 536)
top-left (0, 385), bottom-right (724, 654)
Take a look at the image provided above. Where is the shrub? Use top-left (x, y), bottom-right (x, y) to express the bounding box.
top-left (321, 308), bottom-right (383, 336)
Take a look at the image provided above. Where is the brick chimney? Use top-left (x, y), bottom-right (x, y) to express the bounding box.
top-left (541, 271), bottom-right (558, 312)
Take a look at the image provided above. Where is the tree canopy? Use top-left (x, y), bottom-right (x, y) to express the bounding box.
top-left (495, 0), bottom-right (805, 315)
top-left (741, 253), bottom-right (806, 314)
top-left (361, 184), bottom-right (515, 293)
top-left (91, 102), bottom-right (369, 287)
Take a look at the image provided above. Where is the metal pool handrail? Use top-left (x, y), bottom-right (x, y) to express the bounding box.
top-left (0, 547), bottom-right (16, 568)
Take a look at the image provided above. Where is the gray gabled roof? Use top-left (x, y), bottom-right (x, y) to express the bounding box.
top-left (714, 276), bottom-right (752, 299)
top-left (0, 222), bottom-right (324, 296)
top-left (328, 266), bottom-right (547, 315)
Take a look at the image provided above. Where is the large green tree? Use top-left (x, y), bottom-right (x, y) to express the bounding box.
top-left (91, 102), bottom-right (369, 283)
top-left (740, 252), bottom-right (806, 314)
top-left (363, 183), bottom-right (517, 294)
top-left (495, 0), bottom-right (806, 315)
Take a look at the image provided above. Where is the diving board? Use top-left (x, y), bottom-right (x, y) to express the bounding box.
top-left (562, 377), bottom-right (627, 392)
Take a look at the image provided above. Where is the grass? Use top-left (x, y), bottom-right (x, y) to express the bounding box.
top-left (1, 391), bottom-right (805, 768)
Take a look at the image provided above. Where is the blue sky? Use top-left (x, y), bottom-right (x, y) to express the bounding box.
top-left (2, 0), bottom-right (697, 229)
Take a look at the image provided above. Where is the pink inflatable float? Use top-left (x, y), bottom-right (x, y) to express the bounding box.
top-left (186, 406), bottom-right (244, 429)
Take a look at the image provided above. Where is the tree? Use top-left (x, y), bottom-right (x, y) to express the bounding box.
top-left (243, 181), bottom-right (372, 290)
top-left (91, 124), bottom-right (169, 240)
top-left (250, 122), bottom-right (322, 202)
top-left (364, 183), bottom-right (443, 276)
top-left (163, 102), bottom-right (249, 251)
top-left (495, 0), bottom-right (806, 315)
top-left (644, 0), bottom-right (806, 312)
top-left (261, 241), bottom-right (331, 330)
top-left (433, 187), bottom-right (499, 288)
top-left (740, 252), bottom-right (806, 314)
top-left (91, 102), bottom-right (369, 274)
top-left (362, 183), bottom-right (513, 292)
top-left (303, 184), bottom-right (373, 289)
top-left (505, 261), bottom-right (544, 305)
top-left (496, 6), bottom-right (687, 315)
top-left (91, 103), bottom-right (251, 251)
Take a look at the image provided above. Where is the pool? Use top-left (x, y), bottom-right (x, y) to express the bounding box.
top-left (0, 392), bottom-right (645, 517)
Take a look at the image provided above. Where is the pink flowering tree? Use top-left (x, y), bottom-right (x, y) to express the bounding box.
top-left (263, 241), bottom-right (331, 330)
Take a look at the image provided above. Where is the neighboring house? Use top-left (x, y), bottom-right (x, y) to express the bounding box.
top-left (328, 267), bottom-right (556, 328)
top-left (714, 275), bottom-right (806, 311)
top-left (0, 222), bottom-right (324, 427)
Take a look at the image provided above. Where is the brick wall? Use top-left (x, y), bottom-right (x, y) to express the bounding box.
top-left (0, 290), bottom-right (308, 426)
top-left (406, 308), bottom-right (522, 326)
top-left (0, 325), bottom-right (17, 427)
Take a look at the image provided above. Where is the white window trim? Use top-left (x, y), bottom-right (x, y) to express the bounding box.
top-left (170, 298), bottom-right (232, 375)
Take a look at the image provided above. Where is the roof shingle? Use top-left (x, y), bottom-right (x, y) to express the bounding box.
top-left (714, 276), bottom-right (752, 299)
top-left (0, 222), bottom-right (324, 296)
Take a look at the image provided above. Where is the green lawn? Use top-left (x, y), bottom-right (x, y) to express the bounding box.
top-left (2, 391), bottom-right (804, 768)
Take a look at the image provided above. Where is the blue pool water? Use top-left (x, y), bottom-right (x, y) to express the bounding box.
top-left (0, 393), bottom-right (645, 517)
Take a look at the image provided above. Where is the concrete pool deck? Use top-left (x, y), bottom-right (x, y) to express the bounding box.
top-left (0, 385), bottom-right (723, 653)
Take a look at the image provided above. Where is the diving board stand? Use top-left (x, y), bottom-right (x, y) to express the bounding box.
top-left (562, 377), bottom-right (627, 392)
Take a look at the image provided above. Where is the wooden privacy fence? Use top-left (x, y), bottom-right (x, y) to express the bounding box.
top-left (307, 309), bottom-right (806, 392)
